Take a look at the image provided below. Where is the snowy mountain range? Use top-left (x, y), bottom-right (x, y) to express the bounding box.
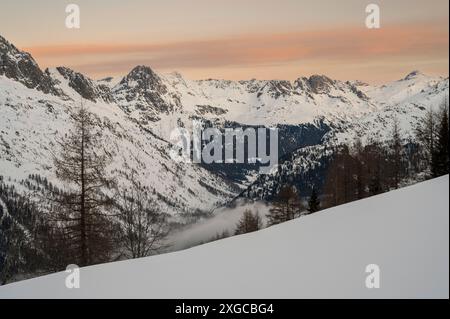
top-left (1, 34), bottom-right (448, 222)
top-left (241, 69), bottom-right (449, 200)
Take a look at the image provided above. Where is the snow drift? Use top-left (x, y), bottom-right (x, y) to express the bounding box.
top-left (0, 176), bottom-right (448, 298)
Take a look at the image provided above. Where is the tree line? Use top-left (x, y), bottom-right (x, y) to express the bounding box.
top-left (231, 185), bottom-right (321, 236)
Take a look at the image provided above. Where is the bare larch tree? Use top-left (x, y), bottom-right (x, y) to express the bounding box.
top-left (52, 106), bottom-right (116, 266)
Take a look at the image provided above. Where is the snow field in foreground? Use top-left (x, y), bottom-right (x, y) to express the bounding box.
top-left (0, 176), bottom-right (448, 298)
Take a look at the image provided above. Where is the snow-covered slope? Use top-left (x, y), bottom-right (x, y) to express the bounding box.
top-left (0, 176), bottom-right (447, 298)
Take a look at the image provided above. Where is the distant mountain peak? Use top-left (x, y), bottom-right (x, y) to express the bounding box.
top-left (118, 65), bottom-right (166, 91)
top-left (294, 74), bottom-right (336, 94)
top-left (126, 65), bottom-right (158, 80)
top-left (307, 75), bottom-right (335, 93)
top-left (113, 65), bottom-right (173, 117)
top-left (403, 70), bottom-right (425, 81)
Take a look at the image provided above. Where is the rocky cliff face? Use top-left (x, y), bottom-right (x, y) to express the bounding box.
top-left (0, 35), bottom-right (57, 95)
top-left (55, 67), bottom-right (114, 103)
top-left (113, 66), bottom-right (176, 113)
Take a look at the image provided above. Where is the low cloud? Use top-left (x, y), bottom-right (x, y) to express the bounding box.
top-left (167, 200), bottom-right (271, 251)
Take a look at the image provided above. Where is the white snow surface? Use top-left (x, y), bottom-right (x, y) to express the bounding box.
top-left (0, 175), bottom-right (448, 299)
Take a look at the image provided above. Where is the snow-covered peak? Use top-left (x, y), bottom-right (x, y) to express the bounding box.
top-left (361, 71), bottom-right (445, 107)
top-left (295, 74), bottom-right (335, 94)
top-left (117, 65), bottom-right (166, 92)
top-left (110, 65), bottom-right (178, 123)
top-left (0, 35), bottom-right (57, 95)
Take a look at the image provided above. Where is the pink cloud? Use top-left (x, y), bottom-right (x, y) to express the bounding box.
top-left (24, 22), bottom-right (448, 80)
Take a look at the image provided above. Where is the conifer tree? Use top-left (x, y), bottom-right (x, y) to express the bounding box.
top-left (307, 188), bottom-right (320, 214)
top-left (368, 175), bottom-right (382, 196)
top-left (432, 102), bottom-right (449, 177)
top-left (266, 186), bottom-right (302, 226)
top-left (235, 209), bottom-right (263, 235)
top-left (415, 109), bottom-right (437, 170)
top-left (390, 117), bottom-right (403, 188)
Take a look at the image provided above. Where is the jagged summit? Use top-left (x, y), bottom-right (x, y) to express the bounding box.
top-left (112, 65), bottom-right (174, 118)
top-left (0, 35), bottom-right (57, 94)
top-left (123, 65), bottom-right (161, 82)
top-left (294, 75), bottom-right (335, 94)
top-left (117, 65), bottom-right (167, 93)
top-left (127, 65), bottom-right (156, 75)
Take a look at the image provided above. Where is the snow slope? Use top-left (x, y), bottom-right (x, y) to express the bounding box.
top-left (0, 175), bottom-right (447, 298)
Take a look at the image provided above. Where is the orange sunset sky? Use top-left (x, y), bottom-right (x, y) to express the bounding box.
top-left (0, 0), bottom-right (448, 83)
